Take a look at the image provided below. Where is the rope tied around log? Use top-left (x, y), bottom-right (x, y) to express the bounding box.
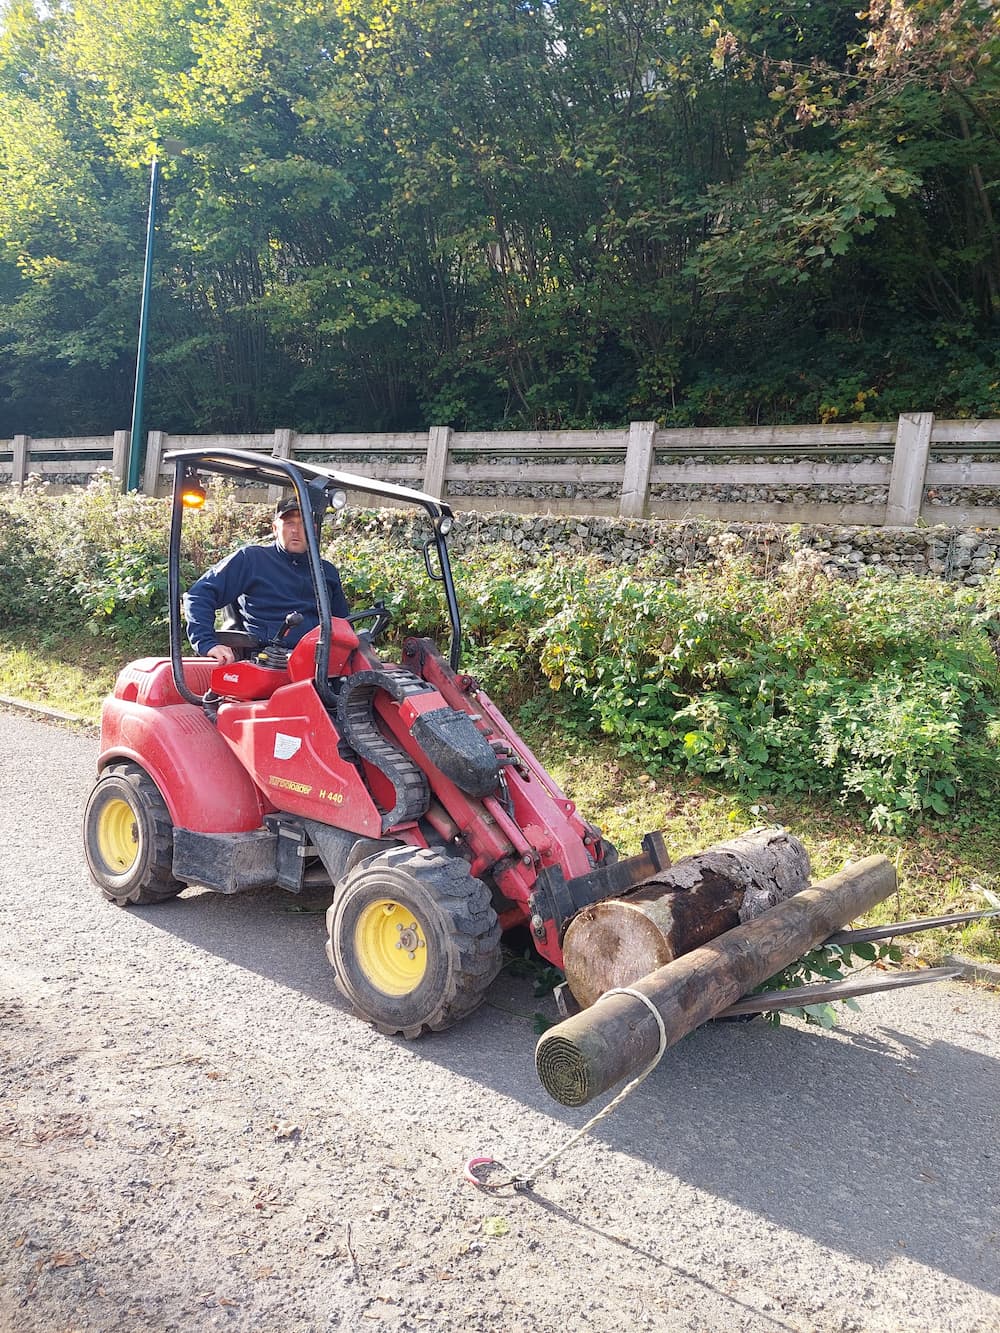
top-left (462, 988), bottom-right (668, 1193)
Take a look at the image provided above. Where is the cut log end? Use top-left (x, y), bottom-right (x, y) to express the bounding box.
top-left (534, 1032), bottom-right (594, 1108)
top-left (562, 901), bottom-right (675, 1009)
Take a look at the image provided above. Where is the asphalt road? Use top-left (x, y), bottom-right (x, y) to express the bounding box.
top-left (0, 708), bottom-right (998, 1332)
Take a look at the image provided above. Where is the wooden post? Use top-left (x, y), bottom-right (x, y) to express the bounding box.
top-left (424, 425), bottom-right (452, 500)
top-left (535, 855), bottom-right (896, 1107)
top-left (620, 421), bottom-right (656, 520)
top-left (886, 413), bottom-right (933, 526)
top-left (270, 428), bottom-right (297, 503)
top-left (142, 430), bottom-right (167, 496)
top-left (111, 430), bottom-right (130, 487)
top-left (12, 435), bottom-right (30, 488)
top-left (562, 828), bottom-right (811, 1008)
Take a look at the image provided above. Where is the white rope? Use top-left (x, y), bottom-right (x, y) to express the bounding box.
top-left (464, 986), bottom-right (668, 1192)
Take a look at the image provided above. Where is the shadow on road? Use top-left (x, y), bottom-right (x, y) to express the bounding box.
top-left (133, 881), bottom-right (999, 1297)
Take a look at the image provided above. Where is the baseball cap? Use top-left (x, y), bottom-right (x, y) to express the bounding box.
top-left (274, 497), bottom-right (302, 518)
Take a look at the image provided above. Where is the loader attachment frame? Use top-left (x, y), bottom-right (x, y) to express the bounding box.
top-left (719, 965), bottom-right (963, 1016)
top-left (529, 831), bottom-right (672, 939)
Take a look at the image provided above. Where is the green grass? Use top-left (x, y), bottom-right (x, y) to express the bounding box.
top-left (3, 629), bottom-right (997, 967)
top-left (0, 635), bottom-right (120, 721)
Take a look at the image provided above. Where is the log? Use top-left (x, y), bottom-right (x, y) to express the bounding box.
top-left (536, 854), bottom-right (897, 1107)
top-left (562, 827), bottom-right (810, 1008)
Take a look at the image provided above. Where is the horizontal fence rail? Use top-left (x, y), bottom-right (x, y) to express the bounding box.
top-left (3, 414), bottom-right (1000, 526)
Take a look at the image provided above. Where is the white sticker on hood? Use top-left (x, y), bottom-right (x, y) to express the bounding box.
top-left (274, 733), bottom-right (302, 761)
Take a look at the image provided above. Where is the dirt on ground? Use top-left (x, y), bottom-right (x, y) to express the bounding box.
top-left (1, 708), bottom-right (999, 1333)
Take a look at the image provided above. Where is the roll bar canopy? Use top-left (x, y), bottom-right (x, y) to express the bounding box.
top-left (164, 447), bottom-right (455, 523)
top-left (163, 447), bottom-right (462, 708)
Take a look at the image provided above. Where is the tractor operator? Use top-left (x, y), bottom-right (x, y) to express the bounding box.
top-left (184, 496), bottom-right (349, 664)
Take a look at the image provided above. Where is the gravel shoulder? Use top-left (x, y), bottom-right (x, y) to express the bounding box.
top-left (1, 709), bottom-right (998, 1333)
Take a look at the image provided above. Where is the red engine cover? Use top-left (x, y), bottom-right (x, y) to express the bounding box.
top-left (215, 678), bottom-right (384, 837)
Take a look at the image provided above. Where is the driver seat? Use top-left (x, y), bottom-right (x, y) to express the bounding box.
top-left (213, 602), bottom-right (262, 659)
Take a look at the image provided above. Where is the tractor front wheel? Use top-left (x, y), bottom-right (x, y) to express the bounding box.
top-left (327, 846), bottom-right (502, 1038)
top-left (84, 763), bottom-right (184, 907)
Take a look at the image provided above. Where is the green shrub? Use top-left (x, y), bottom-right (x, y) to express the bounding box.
top-left (0, 477), bottom-right (171, 640)
top-left (524, 550), bottom-right (1000, 831)
top-left (2, 481), bottom-right (998, 831)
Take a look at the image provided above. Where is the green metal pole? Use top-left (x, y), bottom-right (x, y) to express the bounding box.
top-left (126, 157), bottom-right (160, 492)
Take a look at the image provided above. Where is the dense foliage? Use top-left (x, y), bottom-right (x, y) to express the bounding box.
top-left (0, 0), bottom-right (998, 435)
top-left (3, 476), bottom-right (1000, 832)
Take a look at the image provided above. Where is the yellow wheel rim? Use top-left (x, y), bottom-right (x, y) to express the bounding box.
top-left (355, 899), bottom-right (428, 996)
top-left (97, 796), bottom-right (140, 874)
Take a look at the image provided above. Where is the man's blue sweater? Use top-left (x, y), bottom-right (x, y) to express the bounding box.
top-left (184, 542), bottom-right (349, 654)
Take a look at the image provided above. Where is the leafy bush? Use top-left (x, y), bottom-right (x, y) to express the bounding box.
top-left (0, 476), bottom-right (171, 640)
top-left (521, 549), bottom-right (1000, 831)
top-left (2, 481), bottom-right (998, 830)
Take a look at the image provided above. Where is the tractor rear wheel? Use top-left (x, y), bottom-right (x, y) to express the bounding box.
top-left (327, 846), bottom-right (502, 1038)
top-left (84, 763), bottom-right (184, 907)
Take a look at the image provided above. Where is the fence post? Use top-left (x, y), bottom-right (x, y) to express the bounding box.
top-left (12, 434), bottom-right (29, 488)
top-left (620, 421), bottom-right (656, 520)
top-left (424, 426), bottom-right (452, 500)
top-left (270, 428), bottom-right (296, 503)
top-left (111, 430), bottom-right (130, 486)
top-left (142, 431), bottom-right (167, 496)
top-left (886, 413), bottom-right (933, 526)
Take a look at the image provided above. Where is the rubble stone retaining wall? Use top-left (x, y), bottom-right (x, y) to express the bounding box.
top-left (346, 508), bottom-right (1000, 587)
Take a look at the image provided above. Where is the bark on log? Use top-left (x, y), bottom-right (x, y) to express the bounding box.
top-left (562, 827), bottom-right (810, 1008)
top-left (536, 854), bottom-right (896, 1107)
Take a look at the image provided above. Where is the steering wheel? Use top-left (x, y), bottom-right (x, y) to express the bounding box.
top-left (346, 600), bottom-right (392, 644)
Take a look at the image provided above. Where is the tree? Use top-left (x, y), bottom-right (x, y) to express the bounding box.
top-left (0, 0), bottom-right (997, 435)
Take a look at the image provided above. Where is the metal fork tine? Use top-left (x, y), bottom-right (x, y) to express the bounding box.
top-left (825, 907), bottom-right (1000, 946)
top-left (720, 965), bottom-right (963, 1017)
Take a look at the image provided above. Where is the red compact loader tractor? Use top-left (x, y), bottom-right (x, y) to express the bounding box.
top-left (86, 449), bottom-right (984, 1075)
top-left (84, 448), bottom-right (670, 1036)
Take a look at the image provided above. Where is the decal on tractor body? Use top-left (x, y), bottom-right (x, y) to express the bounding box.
top-left (274, 733), bottom-right (302, 760)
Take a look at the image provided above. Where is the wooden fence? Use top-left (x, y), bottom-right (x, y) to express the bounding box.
top-left (3, 413), bottom-right (1000, 526)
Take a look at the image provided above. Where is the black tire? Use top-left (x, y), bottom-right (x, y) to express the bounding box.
top-left (83, 762), bottom-right (184, 907)
top-left (326, 846), bottom-right (502, 1038)
top-left (600, 837), bottom-right (619, 865)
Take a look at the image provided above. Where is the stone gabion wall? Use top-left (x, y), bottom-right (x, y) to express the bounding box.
top-left (343, 508), bottom-right (1000, 587)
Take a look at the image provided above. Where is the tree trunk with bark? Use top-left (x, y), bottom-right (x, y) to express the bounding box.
top-left (562, 827), bottom-right (811, 1008)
